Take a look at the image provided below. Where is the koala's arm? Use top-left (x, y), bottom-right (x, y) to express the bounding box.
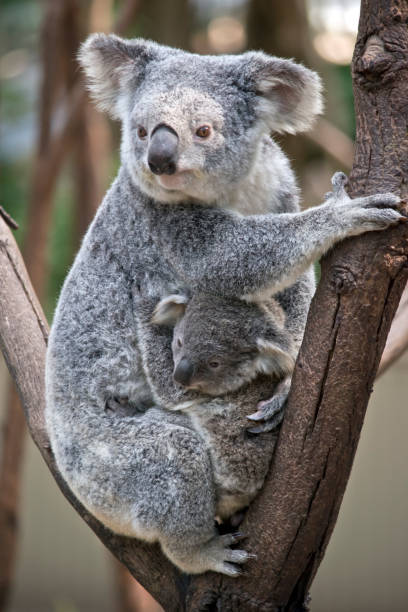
top-left (135, 297), bottom-right (203, 409)
top-left (157, 174), bottom-right (402, 298)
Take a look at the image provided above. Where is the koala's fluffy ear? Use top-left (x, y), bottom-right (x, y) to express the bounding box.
top-left (255, 339), bottom-right (295, 377)
top-left (245, 53), bottom-right (323, 134)
top-left (151, 294), bottom-right (189, 326)
top-left (78, 34), bottom-right (159, 119)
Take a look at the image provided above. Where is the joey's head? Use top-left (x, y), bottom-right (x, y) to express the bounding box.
top-left (152, 293), bottom-right (296, 397)
top-left (78, 34), bottom-right (322, 205)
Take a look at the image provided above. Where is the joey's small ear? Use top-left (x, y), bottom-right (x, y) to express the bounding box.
top-left (245, 53), bottom-right (323, 134)
top-left (78, 34), bottom-right (159, 119)
top-left (151, 294), bottom-right (189, 326)
top-left (255, 339), bottom-right (295, 377)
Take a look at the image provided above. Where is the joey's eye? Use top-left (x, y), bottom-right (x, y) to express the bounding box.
top-left (177, 338), bottom-right (182, 348)
top-left (196, 125), bottom-right (211, 139)
top-left (137, 126), bottom-right (147, 139)
top-left (208, 359), bottom-right (220, 369)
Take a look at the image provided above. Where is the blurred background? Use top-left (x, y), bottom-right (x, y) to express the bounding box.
top-left (0, 0), bottom-right (407, 610)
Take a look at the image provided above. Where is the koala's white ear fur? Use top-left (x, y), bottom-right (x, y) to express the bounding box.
top-left (251, 54), bottom-right (323, 134)
top-left (255, 339), bottom-right (295, 377)
top-left (151, 294), bottom-right (189, 326)
top-left (78, 34), bottom-right (158, 119)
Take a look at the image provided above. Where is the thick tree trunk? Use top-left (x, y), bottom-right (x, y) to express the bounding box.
top-left (1, 1), bottom-right (407, 611)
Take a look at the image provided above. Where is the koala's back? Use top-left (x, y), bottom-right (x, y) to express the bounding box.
top-left (186, 375), bottom-right (278, 520)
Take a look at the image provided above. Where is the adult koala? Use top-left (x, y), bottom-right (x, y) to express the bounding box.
top-left (45, 35), bottom-right (402, 576)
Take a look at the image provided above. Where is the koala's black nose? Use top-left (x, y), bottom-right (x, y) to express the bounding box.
top-left (173, 357), bottom-right (194, 386)
top-left (148, 124), bottom-right (178, 175)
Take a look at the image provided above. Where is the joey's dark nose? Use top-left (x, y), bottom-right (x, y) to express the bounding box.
top-left (173, 357), bottom-right (194, 386)
top-left (148, 124), bottom-right (178, 175)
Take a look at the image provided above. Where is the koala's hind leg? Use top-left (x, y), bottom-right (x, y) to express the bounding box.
top-left (125, 421), bottom-right (251, 577)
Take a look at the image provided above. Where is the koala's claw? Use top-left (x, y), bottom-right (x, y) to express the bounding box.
top-left (221, 562), bottom-right (244, 577)
top-left (247, 392), bottom-right (287, 434)
top-left (221, 532), bottom-right (246, 545)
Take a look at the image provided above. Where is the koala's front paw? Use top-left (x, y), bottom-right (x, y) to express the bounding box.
top-left (105, 395), bottom-right (147, 417)
top-left (326, 172), bottom-right (405, 233)
top-left (345, 193), bottom-right (404, 233)
top-left (246, 391), bottom-right (287, 434)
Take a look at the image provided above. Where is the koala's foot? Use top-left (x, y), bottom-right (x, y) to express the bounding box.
top-left (203, 532), bottom-right (252, 577)
top-left (247, 376), bottom-right (291, 434)
top-left (164, 532), bottom-right (252, 577)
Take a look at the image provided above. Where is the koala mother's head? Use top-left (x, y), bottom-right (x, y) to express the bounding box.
top-left (79, 34), bottom-right (322, 205)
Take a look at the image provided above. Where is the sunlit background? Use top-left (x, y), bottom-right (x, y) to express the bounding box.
top-left (1, 1), bottom-right (407, 611)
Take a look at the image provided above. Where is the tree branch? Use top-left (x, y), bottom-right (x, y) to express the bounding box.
top-left (378, 282), bottom-right (408, 376)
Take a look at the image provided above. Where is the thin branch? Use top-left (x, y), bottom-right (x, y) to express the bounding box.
top-left (377, 282), bottom-right (408, 376)
top-left (0, 207), bottom-right (18, 230)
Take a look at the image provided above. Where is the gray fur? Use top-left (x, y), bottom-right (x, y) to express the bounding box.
top-left (46, 35), bottom-right (402, 576)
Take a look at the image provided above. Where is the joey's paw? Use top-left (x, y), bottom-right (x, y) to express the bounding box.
top-left (247, 392), bottom-right (287, 434)
top-left (104, 395), bottom-right (143, 417)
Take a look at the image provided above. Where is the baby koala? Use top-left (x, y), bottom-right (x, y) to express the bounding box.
top-left (152, 292), bottom-right (296, 520)
top-left (152, 292), bottom-right (295, 397)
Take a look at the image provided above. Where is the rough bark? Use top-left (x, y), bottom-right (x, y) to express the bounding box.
top-left (1, 1), bottom-right (407, 611)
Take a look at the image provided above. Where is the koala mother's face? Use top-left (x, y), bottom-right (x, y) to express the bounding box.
top-left (123, 85), bottom-right (248, 204)
top-left (79, 34), bottom-right (322, 205)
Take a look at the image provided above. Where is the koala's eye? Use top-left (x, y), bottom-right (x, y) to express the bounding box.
top-left (195, 125), bottom-right (211, 139)
top-left (137, 126), bottom-right (147, 139)
top-left (208, 359), bottom-right (220, 369)
top-left (177, 338), bottom-right (182, 348)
